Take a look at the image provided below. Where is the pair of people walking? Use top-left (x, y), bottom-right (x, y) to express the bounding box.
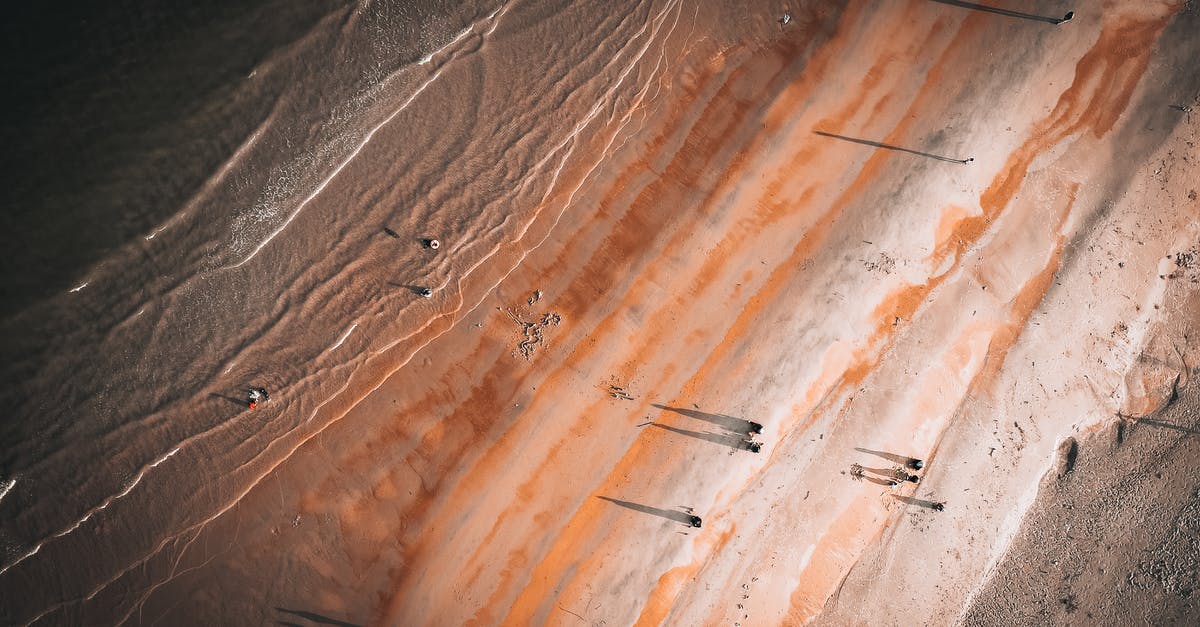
top-left (849, 457), bottom-right (925, 487)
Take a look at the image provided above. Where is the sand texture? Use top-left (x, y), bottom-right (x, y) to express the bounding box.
top-left (1, 0), bottom-right (1199, 625)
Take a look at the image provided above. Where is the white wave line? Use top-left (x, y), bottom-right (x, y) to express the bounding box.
top-left (68, 282), bottom-right (88, 293)
top-left (0, 447), bottom-right (181, 576)
top-left (417, 1), bottom-right (507, 65)
top-left (225, 72), bottom-right (451, 271)
top-left (146, 120), bottom-right (271, 245)
top-left (0, 478), bottom-right (14, 504)
top-left (419, 25), bottom-right (474, 65)
top-left (223, 3), bottom-right (512, 272)
top-left (328, 323), bottom-right (357, 352)
top-left (441, 0), bottom-right (681, 330)
top-left (86, 379), bottom-right (358, 604)
top-left (55, 364), bottom-right (358, 614)
top-left (421, 0), bottom-right (679, 324)
top-left (534, 0), bottom-right (677, 208)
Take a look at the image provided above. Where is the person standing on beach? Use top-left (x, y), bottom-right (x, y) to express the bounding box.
top-left (248, 387), bottom-right (269, 408)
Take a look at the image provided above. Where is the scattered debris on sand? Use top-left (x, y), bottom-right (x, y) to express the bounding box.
top-left (608, 384), bottom-right (634, 400)
top-left (1167, 248), bottom-right (1199, 283)
top-left (863, 251), bottom-right (896, 274)
top-left (506, 308), bottom-right (561, 360)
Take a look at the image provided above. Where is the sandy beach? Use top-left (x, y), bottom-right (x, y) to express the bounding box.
top-left (1, 0), bottom-right (1198, 625)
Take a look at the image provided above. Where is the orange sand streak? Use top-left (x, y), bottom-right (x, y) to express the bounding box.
top-left (631, 527), bottom-right (735, 626)
top-left (385, 19), bottom-right (831, 622)
top-left (786, 495), bottom-right (888, 620)
top-left (505, 4), bottom-right (977, 620)
top-left (781, 7), bottom-right (1174, 618)
top-left (632, 565), bottom-right (692, 627)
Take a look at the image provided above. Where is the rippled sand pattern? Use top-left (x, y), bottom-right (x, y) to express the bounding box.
top-left (2, 0), bottom-right (1199, 625)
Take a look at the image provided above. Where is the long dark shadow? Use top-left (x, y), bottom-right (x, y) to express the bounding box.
top-left (597, 496), bottom-right (696, 525)
top-left (929, 0), bottom-right (1073, 24)
top-left (274, 608), bottom-right (360, 627)
top-left (888, 492), bottom-right (940, 506)
top-left (855, 447), bottom-right (921, 467)
top-left (860, 475), bottom-right (897, 487)
top-left (813, 130), bottom-right (973, 164)
top-left (651, 403), bottom-right (761, 434)
top-left (1139, 418), bottom-right (1200, 436)
top-left (890, 494), bottom-right (943, 510)
top-left (209, 392), bottom-right (247, 408)
top-left (385, 282), bottom-right (430, 296)
top-left (651, 423), bottom-right (752, 451)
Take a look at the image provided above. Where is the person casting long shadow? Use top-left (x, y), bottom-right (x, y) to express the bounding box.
top-left (651, 403), bottom-right (762, 435)
top-left (928, 0), bottom-right (1073, 25)
top-left (597, 497), bottom-right (702, 527)
top-left (854, 447), bottom-right (925, 470)
top-left (890, 494), bottom-right (946, 511)
top-left (814, 130), bottom-right (974, 164)
top-left (651, 423), bottom-right (760, 452)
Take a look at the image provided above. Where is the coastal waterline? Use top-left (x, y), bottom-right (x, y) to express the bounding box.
top-left (0, 0), bottom-right (739, 622)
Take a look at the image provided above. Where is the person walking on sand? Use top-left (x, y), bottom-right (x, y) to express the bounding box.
top-left (689, 515), bottom-right (702, 528)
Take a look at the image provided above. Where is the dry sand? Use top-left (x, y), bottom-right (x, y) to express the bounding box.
top-left (2, 0), bottom-right (1199, 625)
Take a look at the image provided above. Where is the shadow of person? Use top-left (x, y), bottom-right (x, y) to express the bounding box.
top-left (1138, 418), bottom-right (1200, 436)
top-left (209, 392), bottom-right (248, 408)
top-left (651, 403), bottom-right (762, 435)
top-left (651, 423), bottom-right (752, 451)
top-left (890, 494), bottom-right (944, 510)
top-left (385, 282), bottom-right (432, 296)
top-left (855, 447), bottom-right (923, 469)
top-left (275, 607), bottom-right (360, 627)
top-left (814, 130), bottom-right (974, 164)
top-left (596, 496), bottom-right (698, 526)
top-left (928, 0), bottom-right (1073, 25)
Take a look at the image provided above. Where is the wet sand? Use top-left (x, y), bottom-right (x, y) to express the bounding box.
top-left (2, 0), bottom-right (1199, 625)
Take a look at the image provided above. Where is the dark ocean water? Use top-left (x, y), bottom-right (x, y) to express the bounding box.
top-left (0, 0), bottom-right (341, 316)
